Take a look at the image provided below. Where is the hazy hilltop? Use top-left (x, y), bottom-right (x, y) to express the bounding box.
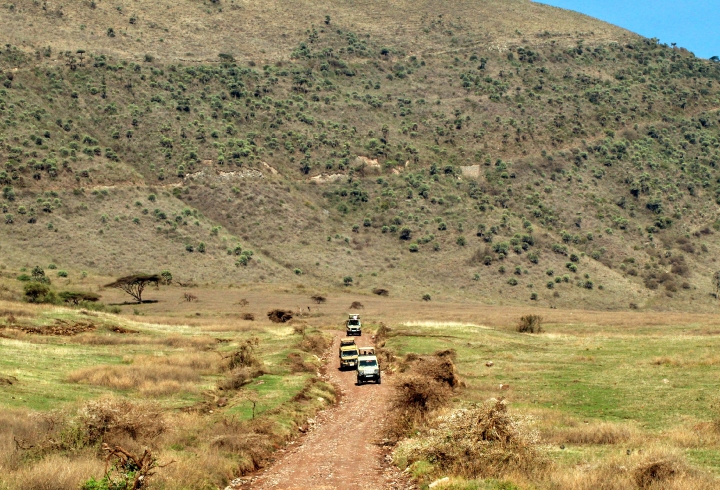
top-left (2, 0), bottom-right (632, 63)
top-left (1, 0), bottom-right (720, 310)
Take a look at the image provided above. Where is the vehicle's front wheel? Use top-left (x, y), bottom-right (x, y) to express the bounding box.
top-left (377, 377), bottom-right (381, 385)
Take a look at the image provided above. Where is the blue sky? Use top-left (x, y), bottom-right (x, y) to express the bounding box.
top-left (535, 0), bottom-right (719, 59)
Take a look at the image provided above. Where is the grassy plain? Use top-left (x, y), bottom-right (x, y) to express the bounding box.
top-left (0, 296), bottom-right (335, 489)
top-left (385, 318), bottom-right (720, 488)
top-left (3, 287), bottom-right (720, 488)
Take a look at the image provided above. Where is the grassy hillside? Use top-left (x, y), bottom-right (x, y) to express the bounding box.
top-left (2, 0), bottom-right (720, 310)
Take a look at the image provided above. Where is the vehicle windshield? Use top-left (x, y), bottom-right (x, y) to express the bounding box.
top-left (359, 360), bottom-right (377, 367)
top-left (348, 320), bottom-right (360, 326)
top-left (341, 350), bottom-right (358, 357)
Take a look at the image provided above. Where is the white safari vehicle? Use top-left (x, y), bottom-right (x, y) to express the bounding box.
top-left (345, 314), bottom-right (362, 336)
top-left (356, 355), bottom-right (381, 384)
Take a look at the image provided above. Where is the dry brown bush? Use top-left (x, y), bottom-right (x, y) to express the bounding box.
top-left (394, 399), bottom-right (545, 479)
top-left (267, 309), bottom-right (293, 323)
top-left (349, 301), bottom-right (364, 309)
top-left (218, 366), bottom-right (266, 390)
top-left (375, 322), bottom-right (391, 347)
top-left (78, 397), bottom-right (167, 446)
top-left (310, 295), bottom-right (327, 303)
top-left (386, 352), bottom-right (460, 441)
top-left (517, 314), bottom-right (543, 333)
top-left (242, 312), bottom-right (255, 321)
top-left (372, 288), bottom-right (390, 296)
top-left (634, 459), bottom-right (683, 488)
top-left (300, 332), bottom-right (331, 356)
top-left (287, 352), bottom-right (315, 373)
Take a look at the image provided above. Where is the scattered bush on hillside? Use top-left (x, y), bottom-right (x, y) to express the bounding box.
top-left (517, 315), bottom-right (543, 333)
top-left (349, 301), bottom-right (364, 309)
top-left (59, 291), bottom-right (100, 305)
top-left (372, 288), bottom-right (389, 296)
top-left (24, 282), bottom-right (53, 303)
top-left (310, 295), bottom-right (327, 303)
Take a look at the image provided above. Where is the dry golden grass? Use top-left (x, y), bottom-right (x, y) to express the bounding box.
top-left (547, 421), bottom-right (640, 446)
top-left (3, 454), bottom-right (104, 490)
top-left (547, 445), bottom-right (718, 490)
top-left (68, 352), bottom-right (216, 395)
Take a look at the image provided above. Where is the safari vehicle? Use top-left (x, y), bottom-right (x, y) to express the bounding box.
top-left (340, 337), bottom-right (357, 348)
top-left (345, 314), bottom-right (362, 336)
top-left (358, 346), bottom-right (375, 356)
top-left (339, 345), bottom-right (359, 369)
top-left (339, 338), bottom-right (356, 359)
top-left (356, 355), bottom-right (381, 384)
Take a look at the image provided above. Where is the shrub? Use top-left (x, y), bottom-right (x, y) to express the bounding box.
top-left (24, 282), bottom-right (52, 303)
top-left (409, 243), bottom-right (419, 252)
top-left (517, 315), bottom-right (542, 333)
top-left (422, 293), bottom-right (431, 301)
top-left (267, 310), bottom-right (293, 323)
top-left (530, 292), bottom-right (538, 300)
top-left (343, 276), bottom-right (353, 286)
top-left (59, 291), bottom-right (100, 305)
top-left (507, 278), bottom-right (518, 286)
top-left (456, 236), bottom-right (466, 246)
top-left (57, 270), bottom-right (68, 277)
top-left (393, 399), bottom-right (544, 479)
top-left (399, 227), bottom-right (412, 240)
top-left (294, 268), bottom-right (302, 275)
top-left (372, 288), bottom-right (389, 296)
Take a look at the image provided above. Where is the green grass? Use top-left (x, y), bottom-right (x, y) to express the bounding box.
top-left (388, 323), bottom-right (720, 428)
top-left (385, 320), bottom-right (720, 483)
top-left (0, 337), bottom-right (123, 410)
top-left (226, 373), bottom-right (311, 420)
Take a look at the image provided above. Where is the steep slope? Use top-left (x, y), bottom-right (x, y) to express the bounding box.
top-left (2, 0), bottom-right (720, 310)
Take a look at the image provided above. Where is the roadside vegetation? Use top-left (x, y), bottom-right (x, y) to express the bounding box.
top-left (0, 299), bottom-right (334, 489)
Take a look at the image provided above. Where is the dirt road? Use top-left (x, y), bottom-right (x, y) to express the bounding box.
top-left (234, 331), bottom-right (414, 490)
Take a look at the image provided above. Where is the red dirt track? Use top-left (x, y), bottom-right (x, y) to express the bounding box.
top-left (237, 331), bottom-right (414, 490)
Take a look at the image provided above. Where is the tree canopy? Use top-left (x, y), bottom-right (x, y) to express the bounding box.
top-left (104, 274), bottom-right (160, 303)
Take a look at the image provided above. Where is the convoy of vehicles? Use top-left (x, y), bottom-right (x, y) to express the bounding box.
top-left (338, 314), bottom-right (381, 383)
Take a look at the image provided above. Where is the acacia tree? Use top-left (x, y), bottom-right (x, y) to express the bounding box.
top-left (104, 274), bottom-right (160, 303)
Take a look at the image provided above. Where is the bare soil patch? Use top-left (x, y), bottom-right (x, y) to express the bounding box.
top-left (1, 319), bottom-right (97, 336)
